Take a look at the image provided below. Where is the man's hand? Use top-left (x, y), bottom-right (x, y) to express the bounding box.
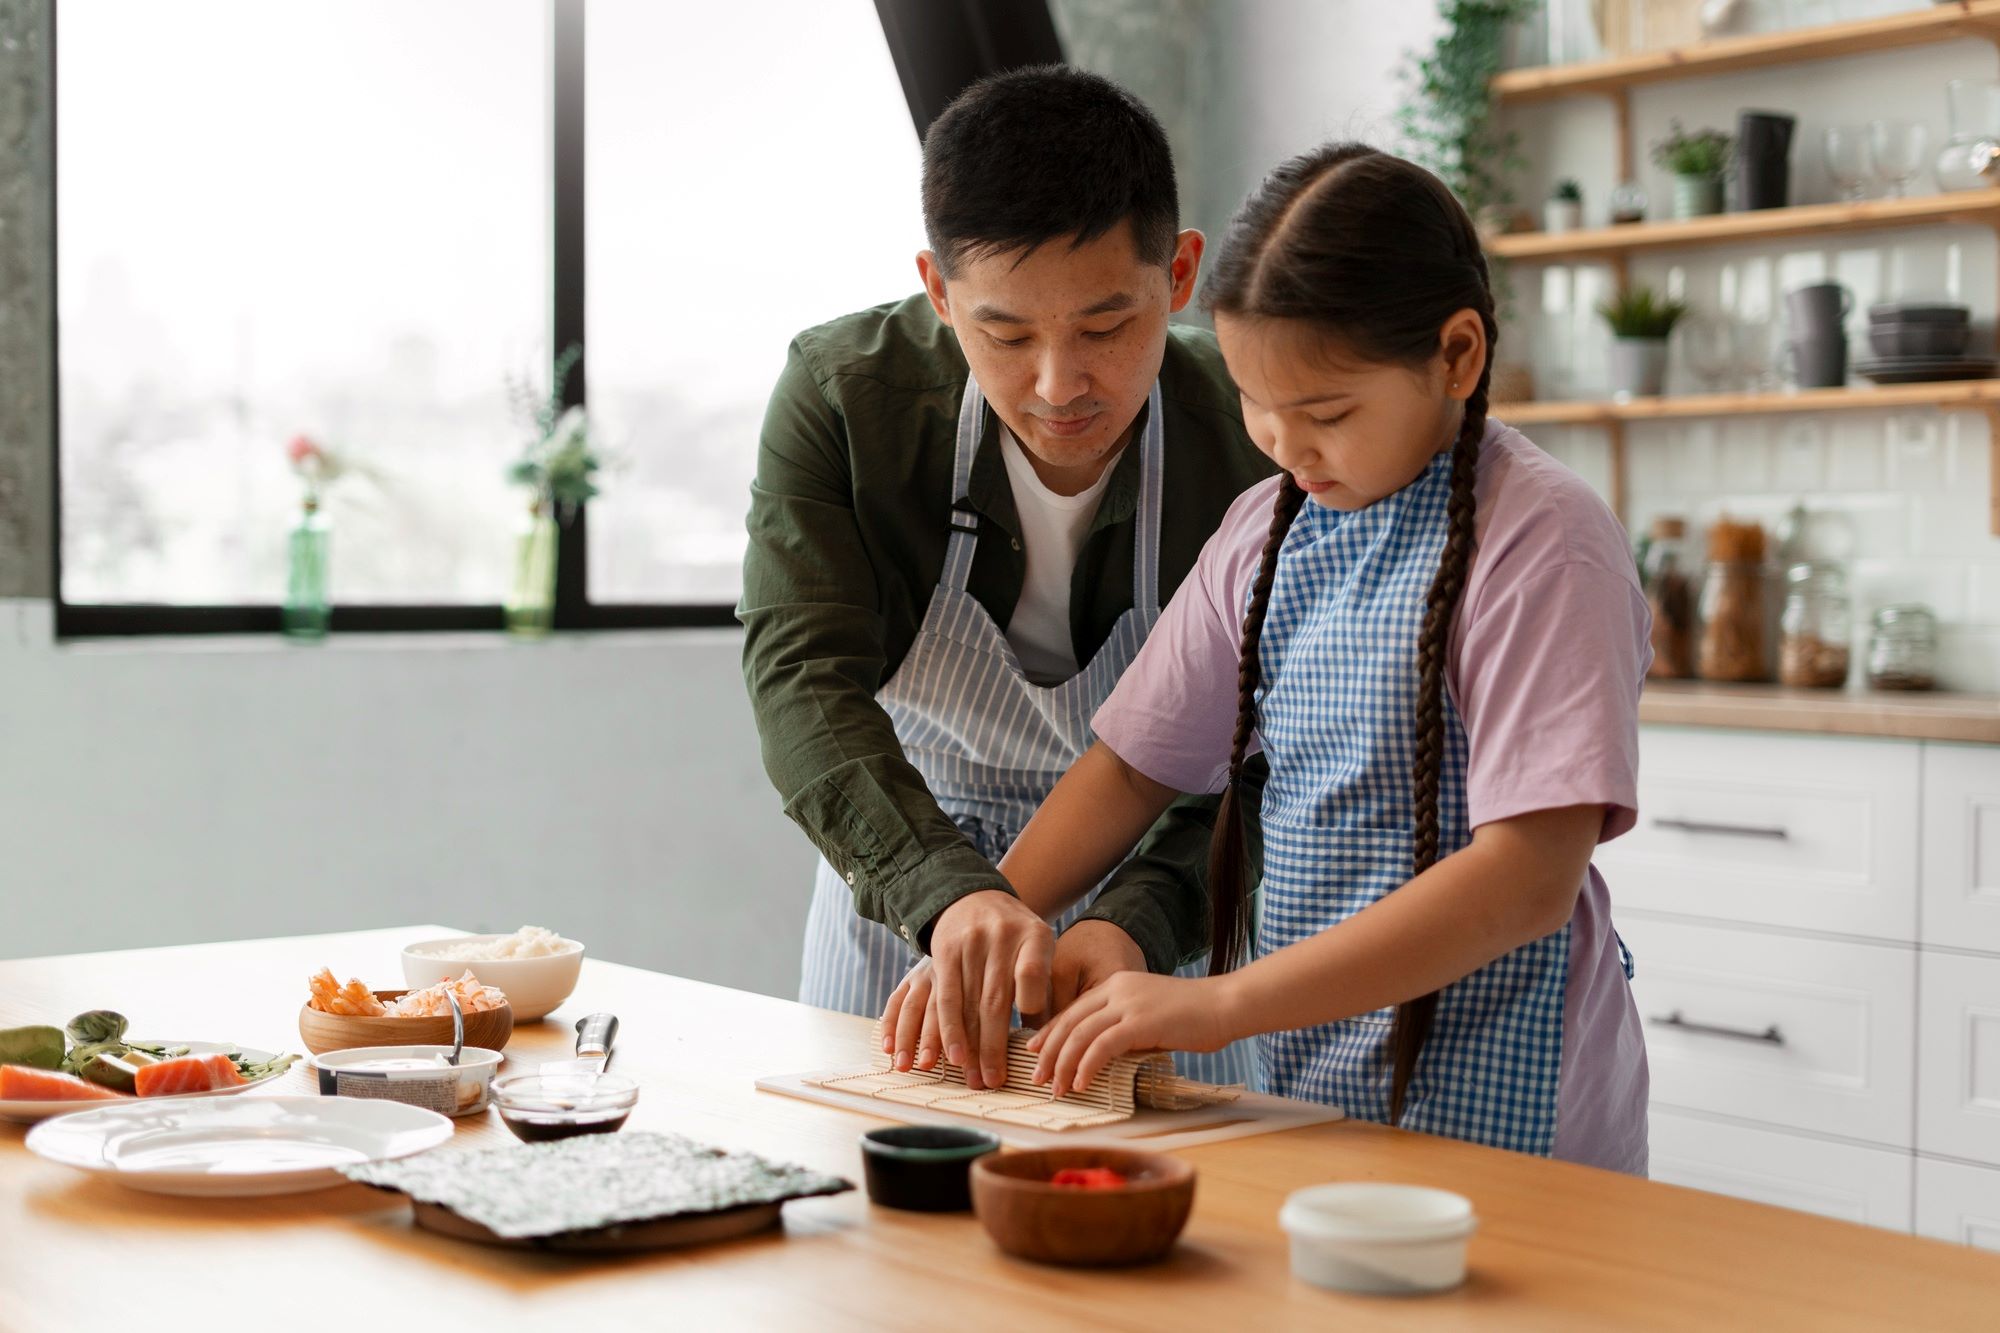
top-left (879, 889), bottom-right (1052, 1090)
top-left (1051, 919), bottom-right (1147, 1014)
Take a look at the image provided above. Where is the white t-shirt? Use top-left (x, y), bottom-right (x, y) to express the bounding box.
top-left (998, 427), bottom-right (1122, 684)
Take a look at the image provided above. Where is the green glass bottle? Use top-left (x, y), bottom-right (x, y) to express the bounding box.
top-left (282, 498), bottom-right (331, 640)
top-left (506, 500), bottom-right (558, 638)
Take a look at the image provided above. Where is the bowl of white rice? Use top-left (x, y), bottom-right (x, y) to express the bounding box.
top-left (401, 926), bottom-right (584, 1022)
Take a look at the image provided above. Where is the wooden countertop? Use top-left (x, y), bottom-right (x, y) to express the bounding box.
top-left (5, 927), bottom-right (1999, 1332)
top-left (1639, 679), bottom-right (2000, 743)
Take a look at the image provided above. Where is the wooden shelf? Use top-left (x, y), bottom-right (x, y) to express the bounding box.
top-left (1498, 382), bottom-right (2000, 536)
top-left (1489, 192), bottom-right (2000, 263)
top-left (1492, 0), bottom-right (2000, 103)
top-left (1494, 380), bottom-right (2000, 425)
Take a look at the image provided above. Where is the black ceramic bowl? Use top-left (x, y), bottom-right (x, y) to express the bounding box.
top-left (1868, 321), bottom-right (1972, 358)
top-left (860, 1126), bottom-right (1000, 1212)
top-left (1867, 302), bottom-right (1969, 325)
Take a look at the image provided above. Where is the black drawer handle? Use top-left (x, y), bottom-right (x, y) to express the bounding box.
top-left (1652, 816), bottom-right (1790, 841)
top-left (1648, 1009), bottom-right (1786, 1046)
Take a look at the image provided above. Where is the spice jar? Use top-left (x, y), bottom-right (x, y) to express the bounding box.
top-left (1697, 518), bottom-right (1770, 683)
top-left (1642, 517), bottom-right (1695, 680)
top-left (1778, 561), bottom-right (1851, 689)
top-left (1866, 604), bottom-right (1938, 691)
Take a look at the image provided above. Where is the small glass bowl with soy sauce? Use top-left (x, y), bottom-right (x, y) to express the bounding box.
top-left (492, 1072), bottom-right (639, 1142)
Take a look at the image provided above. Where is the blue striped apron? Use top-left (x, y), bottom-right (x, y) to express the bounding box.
top-left (799, 375), bottom-right (1253, 1086)
top-left (1253, 448), bottom-right (1568, 1154)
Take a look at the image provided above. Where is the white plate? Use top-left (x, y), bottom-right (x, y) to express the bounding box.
top-left (25, 1094), bottom-right (453, 1196)
top-left (0, 1040), bottom-right (291, 1125)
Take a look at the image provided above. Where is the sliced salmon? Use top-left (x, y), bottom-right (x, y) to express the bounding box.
top-left (0, 1065), bottom-right (127, 1101)
top-left (133, 1052), bottom-right (247, 1097)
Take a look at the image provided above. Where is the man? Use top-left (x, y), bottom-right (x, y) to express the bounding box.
top-left (739, 65), bottom-right (1270, 1092)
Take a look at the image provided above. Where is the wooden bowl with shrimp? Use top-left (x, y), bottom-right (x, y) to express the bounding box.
top-left (299, 988), bottom-right (513, 1056)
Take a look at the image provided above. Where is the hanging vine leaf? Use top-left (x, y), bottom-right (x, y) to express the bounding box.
top-left (1395, 0), bottom-right (1538, 221)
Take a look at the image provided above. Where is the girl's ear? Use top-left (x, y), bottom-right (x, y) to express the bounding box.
top-left (1438, 307), bottom-right (1488, 401)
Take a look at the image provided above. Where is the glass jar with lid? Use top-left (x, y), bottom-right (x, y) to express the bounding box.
top-left (1778, 561), bottom-right (1851, 688)
top-left (1642, 517), bottom-right (1696, 679)
top-left (1866, 604), bottom-right (1938, 691)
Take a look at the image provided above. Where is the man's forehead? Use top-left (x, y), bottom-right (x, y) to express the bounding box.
top-left (968, 291), bottom-right (1139, 325)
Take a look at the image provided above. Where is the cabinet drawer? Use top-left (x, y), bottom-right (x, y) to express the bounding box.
top-left (1651, 1109), bottom-right (1913, 1232)
top-left (1918, 951), bottom-right (2000, 1167)
top-left (1916, 1157), bottom-right (2000, 1251)
top-left (1599, 727), bottom-right (1918, 939)
top-left (1620, 916), bottom-right (1915, 1147)
top-left (1921, 744), bottom-right (2000, 954)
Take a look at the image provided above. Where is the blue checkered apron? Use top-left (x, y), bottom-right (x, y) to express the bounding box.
top-left (799, 375), bottom-right (1254, 1086)
top-left (1253, 448), bottom-right (1568, 1154)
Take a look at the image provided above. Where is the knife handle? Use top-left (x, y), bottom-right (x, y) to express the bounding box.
top-left (574, 1012), bottom-right (618, 1062)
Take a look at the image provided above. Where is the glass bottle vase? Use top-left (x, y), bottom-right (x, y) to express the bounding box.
top-left (282, 500), bottom-right (331, 640)
top-left (506, 502), bottom-right (559, 638)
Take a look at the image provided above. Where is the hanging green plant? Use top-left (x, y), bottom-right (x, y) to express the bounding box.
top-left (1395, 0), bottom-right (1540, 225)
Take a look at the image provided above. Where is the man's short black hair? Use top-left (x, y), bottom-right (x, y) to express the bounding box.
top-left (921, 65), bottom-right (1178, 277)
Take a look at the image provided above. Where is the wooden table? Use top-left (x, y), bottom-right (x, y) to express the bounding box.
top-left (4, 928), bottom-right (1997, 1332)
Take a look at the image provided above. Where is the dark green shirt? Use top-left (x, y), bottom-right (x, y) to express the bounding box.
top-left (738, 293), bottom-right (1273, 974)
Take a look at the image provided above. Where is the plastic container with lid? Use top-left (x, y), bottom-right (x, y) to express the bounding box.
top-left (1778, 561), bottom-right (1851, 689)
top-left (1278, 1183), bottom-right (1477, 1295)
top-left (1867, 604), bottom-right (1938, 691)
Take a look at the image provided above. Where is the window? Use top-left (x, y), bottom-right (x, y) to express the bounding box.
top-left (583, 0), bottom-right (922, 604)
top-left (57, 0), bottom-right (547, 610)
top-left (51, 0), bottom-right (1029, 632)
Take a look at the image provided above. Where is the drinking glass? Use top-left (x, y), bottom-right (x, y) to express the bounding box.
top-left (1682, 317), bottom-right (1735, 392)
top-left (1868, 119), bottom-right (1929, 198)
top-left (1823, 125), bottom-right (1870, 202)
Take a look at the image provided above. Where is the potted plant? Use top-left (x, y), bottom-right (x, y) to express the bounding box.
top-left (504, 343), bottom-right (601, 638)
top-left (1597, 286), bottom-right (1689, 400)
top-left (1545, 178), bottom-right (1583, 233)
top-left (1651, 121), bottom-right (1733, 219)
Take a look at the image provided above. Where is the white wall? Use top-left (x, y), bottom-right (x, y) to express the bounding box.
top-left (0, 604), bottom-right (816, 996)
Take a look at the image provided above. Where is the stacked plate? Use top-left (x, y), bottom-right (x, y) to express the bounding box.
top-left (1857, 303), bottom-right (1995, 383)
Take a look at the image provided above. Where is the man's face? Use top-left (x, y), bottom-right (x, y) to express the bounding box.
top-left (919, 221), bottom-right (1202, 493)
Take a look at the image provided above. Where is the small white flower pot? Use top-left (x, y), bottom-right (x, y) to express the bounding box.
top-left (1609, 337), bottom-right (1670, 400)
top-left (1544, 199), bottom-right (1582, 233)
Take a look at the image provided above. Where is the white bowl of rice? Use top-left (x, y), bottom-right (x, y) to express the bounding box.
top-left (401, 926), bottom-right (584, 1022)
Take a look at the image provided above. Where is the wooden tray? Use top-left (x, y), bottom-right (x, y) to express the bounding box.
top-left (410, 1199), bottom-right (784, 1252)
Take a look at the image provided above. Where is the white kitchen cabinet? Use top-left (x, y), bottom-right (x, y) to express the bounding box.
top-left (1650, 1109), bottom-right (1914, 1231)
top-left (1918, 951), bottom-right (2000, 1168)
top-left (1915, 1158), bottom-right (2000, 1251)
top-left (1921, 743), bottom-right (2000, 955)
top-left (1617, 915), bottom-right (1916, 1148)
top-left (1597, 728), bottom-right (1920, 941)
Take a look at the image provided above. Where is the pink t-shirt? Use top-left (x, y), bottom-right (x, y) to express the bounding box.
top-left (1093, 419), bottom-right (1651, 1175)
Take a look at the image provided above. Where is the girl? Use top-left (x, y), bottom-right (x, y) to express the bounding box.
top-left (890, 143), bottom-right (1651, 1173)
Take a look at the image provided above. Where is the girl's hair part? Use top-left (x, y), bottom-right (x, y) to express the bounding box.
top-left (1198, 143), bottom-right (1498, 1128)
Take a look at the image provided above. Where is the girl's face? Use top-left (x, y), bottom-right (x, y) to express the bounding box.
top-left (1216, 311), bottom-right (1487, 511)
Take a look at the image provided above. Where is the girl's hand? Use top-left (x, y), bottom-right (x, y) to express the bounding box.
top-left (1050, 919), bottom-right (1147, 1013)
top-left (1025, 972), bottom-right (1234, 1097)
top-left (880, 959), bottom-right (945, 1074)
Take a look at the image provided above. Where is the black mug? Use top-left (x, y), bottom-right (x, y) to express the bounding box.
top-left (1738, 110), bottom-right (1796, 211)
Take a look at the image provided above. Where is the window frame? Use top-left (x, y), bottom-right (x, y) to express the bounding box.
top-left (49, 0), bottom-right (1054, 637)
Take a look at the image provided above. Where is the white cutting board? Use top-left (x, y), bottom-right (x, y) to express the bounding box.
top-left (756, 1068), bottom-right (1343, 1151)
